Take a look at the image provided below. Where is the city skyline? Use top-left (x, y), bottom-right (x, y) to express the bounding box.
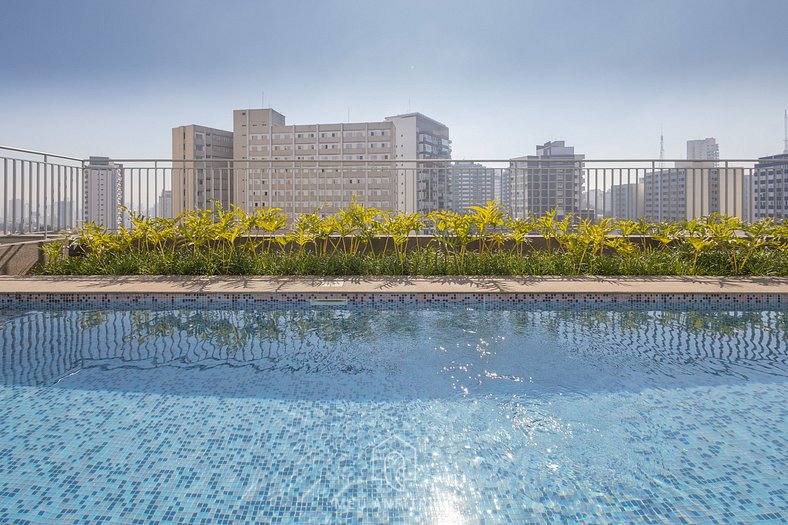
top-left (1, 0), bottom-right (787, 161)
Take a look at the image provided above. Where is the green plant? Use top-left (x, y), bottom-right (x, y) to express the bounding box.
top-left (507, 216), bottom-right (537, 257)
top-left (381, 212), bottom-right (424, 270)
top-left (429, 210), bottom-right (475, 273)
top-left (41, 239), bottom-right (66, 265)
top-left (37, 205), bottom-right (788, 278)
top-left (535, 210), bottom-right (559, 251)
top-left (733, 218), bottom-right (772, 274)
top-left (468, 200), bottom-right (506, 259)
top-left (290, 212), bottom-right (320, 255)
top-left (339, 197), bottom-right (383, 256)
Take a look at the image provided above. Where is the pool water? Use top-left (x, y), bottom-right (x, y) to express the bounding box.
top-left (1, 301), bottom-right (786, 524)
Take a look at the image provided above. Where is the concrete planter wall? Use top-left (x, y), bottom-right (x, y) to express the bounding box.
top-left (0, 238), bottom-right (56, 275)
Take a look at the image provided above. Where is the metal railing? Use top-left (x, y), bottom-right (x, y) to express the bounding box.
top-left (2, 145), bottom-right (786, 236)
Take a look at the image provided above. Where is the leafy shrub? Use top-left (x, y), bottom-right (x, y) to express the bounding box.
top-left (37, 203), bottom-right (788, 277)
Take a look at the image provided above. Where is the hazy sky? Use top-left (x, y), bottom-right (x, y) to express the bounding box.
top-left (1, 0), bottom-right (787, 161)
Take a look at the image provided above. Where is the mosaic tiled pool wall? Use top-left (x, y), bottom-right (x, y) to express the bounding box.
top-left (0, 291), bottom-right (785, 310)
top-left (3, 304), bottom-right (785, 389)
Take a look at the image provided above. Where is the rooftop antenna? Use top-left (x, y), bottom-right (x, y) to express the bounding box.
top-left (783, 109), bottom-right (788, 154)
top-left (261, 90), bottom-right (265, 108)
top-left (658, 127), bottom-right (665, 169)
top-left (348, 107), bottom-right (351, 123)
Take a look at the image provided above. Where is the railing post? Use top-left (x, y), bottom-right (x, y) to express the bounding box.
top-left (57, 164), bottom-right (62, 232)
top-left (27, 160), bottom-right (33, 233)
top-left (79, 158), bottom-right (85, 231)
top-left (226, 160), bottom-right (231, 211)
top-left (154, 160), bottom-right (159, 217)
top-left (635, 166), bottom-right (640, 220)
top-left (3, 157), bottom-right (8, 236)
top-left (69, 164), bottom-right (75, 232)
top-left (144, 166), bottom-right (149, 218)
top-left (20, 160), bottom-right (26, 233)
top-left (12, 159), bottom-right (17, 234)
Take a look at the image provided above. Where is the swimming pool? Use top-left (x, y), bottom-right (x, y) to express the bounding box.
top-left (1, 295), bottom-right (786, 524)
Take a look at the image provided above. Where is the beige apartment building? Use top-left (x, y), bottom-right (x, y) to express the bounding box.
top-left (639, 139), bottom-right (748, 221)
top-left (610, 168), bottom-right (748, 222)
top-left (232, 109), bottom-right (397, 216)
top-left (642, 167), bottom-right (747, 221)
top-left (171, 124), bottom-right (234, 215)
top-left (172, 109), bottom-right (451, 217)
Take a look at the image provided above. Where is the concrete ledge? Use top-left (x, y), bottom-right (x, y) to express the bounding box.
top-left (0, 240), bottom-right (51, 275)
top-left (0, 276), bottom-right (787, 295)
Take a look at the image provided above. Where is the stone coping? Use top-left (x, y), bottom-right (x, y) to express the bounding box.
top-left (0, 276), bottom-right (786, 295)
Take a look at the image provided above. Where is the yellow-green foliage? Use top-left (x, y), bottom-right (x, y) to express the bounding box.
top-left (40, 201), bottom-right (788, 276)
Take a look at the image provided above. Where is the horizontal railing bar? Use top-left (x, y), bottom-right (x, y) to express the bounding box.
top-left (0, 145), bottom-right (83, 162)
top-left (77, 158), bottom-right (768, 164)
top-left (0, 146), bottom-right (772, 165)
top-left (1, 145), bottom-right (779, 165)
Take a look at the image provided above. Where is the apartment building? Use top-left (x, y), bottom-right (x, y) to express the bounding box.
top-left (581, 188), bottom-right (612, 219)
top-left (385, 113), bottom-right (452, 214)
top-left (753, 153), bottom-right (788, 220)
top-left (509, 141), bottom-right (585, 219)
top-left (447, 162), bottom-right (510, 213)
top-left (232, 108), bottom-right (397, 216)
top-left (83, 157), bottom-right (124, 229)
top-left (171, 124), bottom-right (234, 215)
top-left (682, 138), bottom-right (720, 167)
top-left (640, 165), bottom-right (747, 221)
top-left (610, 183), bottom-right (643, 220)
top-left (639, 138), bottom-right (747, 221)
top-left (157, 189), bottom-right (173, 219)
top-left (231, 109), bottom-right (451, 216)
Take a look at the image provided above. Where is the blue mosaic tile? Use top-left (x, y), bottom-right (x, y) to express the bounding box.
top-left (0, 299), bottom-right (786, 524)
top-left (0, 290), bottom-right (784, 311)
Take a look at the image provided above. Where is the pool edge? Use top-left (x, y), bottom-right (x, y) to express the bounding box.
top-left (1, 275), bottom-right (787, 295)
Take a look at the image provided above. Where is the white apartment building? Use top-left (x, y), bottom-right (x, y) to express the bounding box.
top-left (682, 138), bottom-right (719, 167)
top-left (509, 141), bottom-right (585, 219)
top-left (172, 124), bottom-right (234, 215)
top-left (83, 157), bottom-right (124, 229)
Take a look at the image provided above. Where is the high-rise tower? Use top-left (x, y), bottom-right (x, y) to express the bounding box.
top-left (172, 124), bottom-right (234, 216)
top-left (83, 157), bottom-right (124, 229)
top-left (509, 141), bottom-right (585, 219)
